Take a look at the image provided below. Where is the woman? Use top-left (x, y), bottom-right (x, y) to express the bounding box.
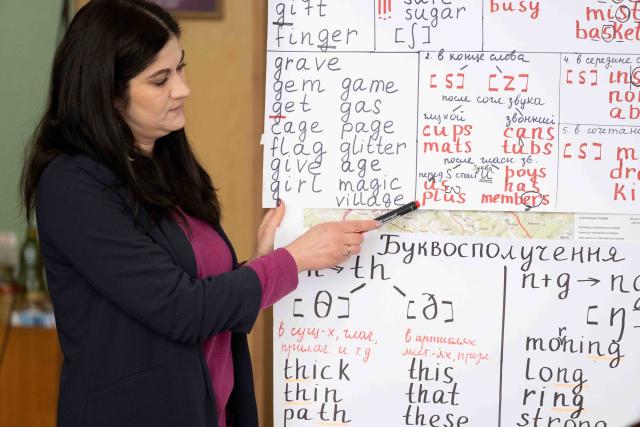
top-left (19, 0), bottom-right (380, 426)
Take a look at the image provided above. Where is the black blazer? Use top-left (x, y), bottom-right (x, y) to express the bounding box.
top-left (36, 154), bottom-right (263, 427)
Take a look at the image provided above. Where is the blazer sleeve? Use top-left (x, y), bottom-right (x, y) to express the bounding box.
top-left (36, 155), bottom-right (262, 344)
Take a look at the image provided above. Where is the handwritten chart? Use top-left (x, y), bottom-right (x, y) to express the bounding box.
top-left (265, 1), bottom-right (640, 426)
top-left (274, 231), bottom-right (640, 426)
top-left (262, 0), bottom-right (640, 214)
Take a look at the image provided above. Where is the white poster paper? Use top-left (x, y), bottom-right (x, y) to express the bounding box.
top-left (263, 0), bottom-right (640, 214)
top-left (274, 229), bottom-right (640, 426)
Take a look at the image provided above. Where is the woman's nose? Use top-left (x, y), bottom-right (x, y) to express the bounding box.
top-left (171, 75), bottom-right (190, 99)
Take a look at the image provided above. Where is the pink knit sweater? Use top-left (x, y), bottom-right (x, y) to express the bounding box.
top-left (175, 211), bottom-right (298, 427)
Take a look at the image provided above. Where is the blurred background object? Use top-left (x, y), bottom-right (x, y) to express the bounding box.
top-left (18, 223), bottom-right (47, 300)
top-left (12, 222), bottom-right (54, 328)
top-left (0, 231), bottom-right (19, 294)
top-left (0, 1), bottom-right (69, 425)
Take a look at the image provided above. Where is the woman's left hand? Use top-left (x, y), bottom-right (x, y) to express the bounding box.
top-left (253, 199), bottom-right (286, 259)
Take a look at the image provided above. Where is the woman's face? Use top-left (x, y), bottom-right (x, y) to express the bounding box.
top-left (119, 36), bottom-right (190, 154)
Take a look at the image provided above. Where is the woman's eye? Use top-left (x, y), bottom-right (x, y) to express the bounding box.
top-left (152, 64), bottom-right (186, 86)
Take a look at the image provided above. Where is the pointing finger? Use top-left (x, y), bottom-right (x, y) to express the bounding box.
top-left (340, 220), bottom-right (382, 233)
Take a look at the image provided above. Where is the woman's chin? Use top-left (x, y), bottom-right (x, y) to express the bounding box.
top-left (165, 120), bottom-right (186, 134)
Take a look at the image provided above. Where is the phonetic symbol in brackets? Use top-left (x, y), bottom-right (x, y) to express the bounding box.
top-left (293, 287), bottom-right (366, 320)
top-left (585, 305), bottom-right (630, 343)
top-left (393, 286), bottom-right (454, 323)
top-left (577, 277), bottom-right (600, 287)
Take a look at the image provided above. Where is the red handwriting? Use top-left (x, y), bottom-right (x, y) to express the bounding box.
top-left (502, 139), bottom-right (553, 156)
top-left (503, 126), bottom-right (555, 142)
top-left (489, 0), bottom-right (540, 20)
top-left (609, 90), bottom-right (640, 120)
top-left (342, 328), bottom-right (377, 343)
top-left (423, 124), bottom-right (472, 140)
top-left (422, 179), bottom-right (467, 205)
top-left (480, 191), bottom-right (549, 207)
top-left (610, 148), bottom-right (640, 202)
top-left (504, 166), bottom-right (547, 193)
top-left (488, 73), bottom-right (530, 93)
top-left (336, 345), bottom-right (373, 363)
top-left (277, 322), bottom-right (377, 363)
top-left (576, 3), bottom-right (640, 43)
top-left (404, 328), bottom-right (477, 349)
top-left (429, 73), bottom-right (465, 90)
top-left (280, 342), bottom-right (330, 358)
top-left (562, 142), bottom-right (603, 161)
top-left (422, 124), bottom-right (473, 155)
top-left (457, 351), bottom-right (491, 366)
top-left (565, 69), bottom-right (598, 86)
top-left (610, 68), bottom-right (640, 86)
top-left (290, 327), bottom-right (320, 342)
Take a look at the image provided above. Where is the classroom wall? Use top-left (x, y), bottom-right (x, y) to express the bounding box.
top-left (0, 3), bottom-right (66, 426)
top-left (0, 0), bottom-right (64, 243)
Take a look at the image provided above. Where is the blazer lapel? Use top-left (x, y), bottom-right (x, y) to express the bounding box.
top-left (117, 190), bottom-right (198, 278)
top-left (156, 217), bottom-right (198, 279)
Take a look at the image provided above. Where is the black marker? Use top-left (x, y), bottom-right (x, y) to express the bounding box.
top-left (374, 201), bottom-right (420, 224)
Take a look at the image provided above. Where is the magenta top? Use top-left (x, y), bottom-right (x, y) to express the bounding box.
top-left (174, 211), bottom-right (298, 427)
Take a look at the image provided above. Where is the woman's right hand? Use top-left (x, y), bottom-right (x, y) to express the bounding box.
top-left (285, 220), bottom-right (382, 272)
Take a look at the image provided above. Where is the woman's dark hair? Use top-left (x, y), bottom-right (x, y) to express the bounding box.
top-left (20, 0), bottom-right (221, 230)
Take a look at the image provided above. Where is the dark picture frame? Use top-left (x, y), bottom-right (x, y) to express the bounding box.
top-left (149, 0), bottom-right (222, 19)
